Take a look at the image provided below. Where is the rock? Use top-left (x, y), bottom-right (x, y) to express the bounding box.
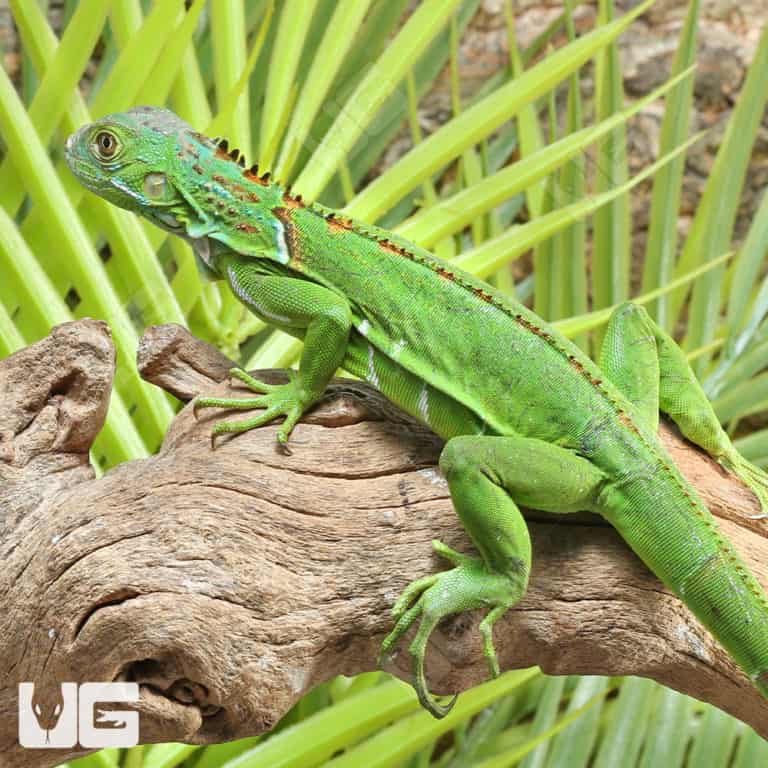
top-left (696, 25), bottom-right (746, 107)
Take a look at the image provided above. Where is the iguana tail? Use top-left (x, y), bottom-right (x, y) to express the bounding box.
top-left (602, 466), bottom-right (768, 693)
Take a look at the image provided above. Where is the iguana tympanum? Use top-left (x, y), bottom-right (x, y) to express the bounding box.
top-left (66, 106), bottom-right (768, 717)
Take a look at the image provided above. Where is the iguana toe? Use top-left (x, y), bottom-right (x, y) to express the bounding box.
top-left (229, 366), bottom-right (274, 393)
top-left (722, 453), bottom-right (768, 519)
top-left (413, 653), bottom-right (458, 718)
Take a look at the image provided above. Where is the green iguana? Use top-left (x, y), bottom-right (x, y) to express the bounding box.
top-left (66, 106), bottom-right (768, 717)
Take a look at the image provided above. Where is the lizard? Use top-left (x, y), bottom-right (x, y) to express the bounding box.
top-left (66, 106), bottom-right (768, 718)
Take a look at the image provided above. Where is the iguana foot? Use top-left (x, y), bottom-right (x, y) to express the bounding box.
top-left (194, 367), bottom-right (310, 447)
top-left (379, 539), bottom-right (515, 718)
top-left (722, 452), bottom-right (768, 519)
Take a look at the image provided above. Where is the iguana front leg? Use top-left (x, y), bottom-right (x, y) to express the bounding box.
top-left (381, 435), bottom-right (605, 717)
top-left (195, 259), bottom-right (352, 445)
top-left (600, 302), bottom-right (768, 517)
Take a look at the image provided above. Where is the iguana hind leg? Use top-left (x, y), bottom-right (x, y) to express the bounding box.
top-left (380, 435), bottom-right (605, 717)
top-left (600, 302), bottom-right (768, 517)
top-left (599, 302), bottom-right (660, 430)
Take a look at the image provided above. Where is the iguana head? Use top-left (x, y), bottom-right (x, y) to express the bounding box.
top-left (66, 106), bottom-right (290, 276)
top-left (65, 106), bottom-right (202, 235)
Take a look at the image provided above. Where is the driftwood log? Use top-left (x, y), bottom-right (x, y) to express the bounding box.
top-left (1, 320), bottom-right (767, 766)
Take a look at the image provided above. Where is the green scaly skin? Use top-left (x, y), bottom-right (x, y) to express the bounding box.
top-left (66, 107), bottom-right (768, 717)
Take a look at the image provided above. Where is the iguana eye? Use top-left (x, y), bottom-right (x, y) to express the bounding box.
top-left (91, 130), bottom-right (121, 161)
top-left (144, 172), bottom-right (169, 200)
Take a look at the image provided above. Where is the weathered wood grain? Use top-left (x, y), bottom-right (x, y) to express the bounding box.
top-left (1, 321), bottom-right (766, 766)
